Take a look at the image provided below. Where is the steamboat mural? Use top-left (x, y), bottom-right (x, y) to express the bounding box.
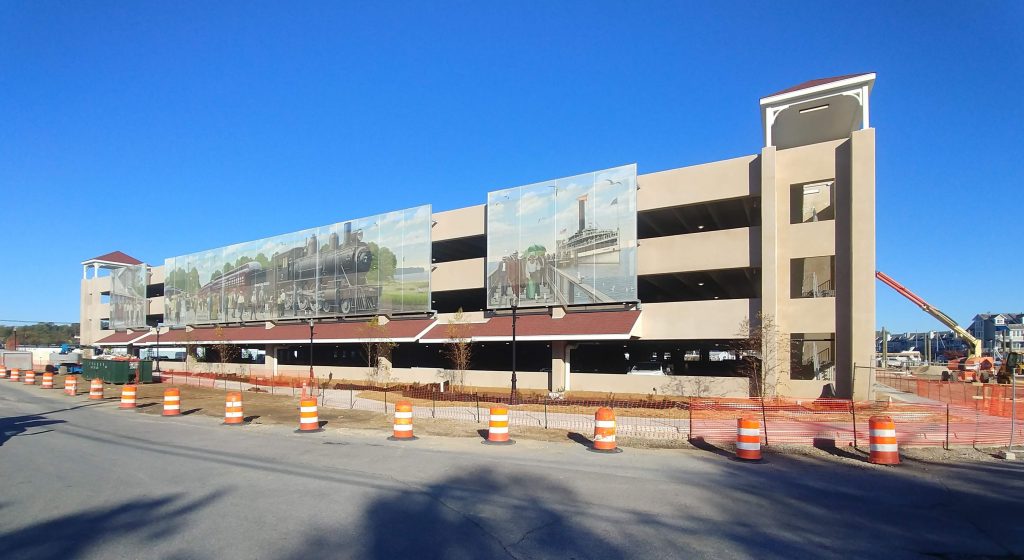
top-left (486, 164), bottom-right (637, 309)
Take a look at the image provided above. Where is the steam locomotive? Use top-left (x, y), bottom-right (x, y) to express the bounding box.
top-left (193, 224), bottom-right (382, 319)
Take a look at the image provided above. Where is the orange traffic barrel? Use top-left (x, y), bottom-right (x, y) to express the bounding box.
top-left (163, 388), bottom-right (181, 416)
top-left (590, 407), bottom-right (623, 453)
top-left (296, 397), bottom-right (322, 432)
top-left (119, 385), bottom-right (137, 409)
top-left (388, 400), bottom-right (417, 441)
top-left (41, 371), bottom-right (54, 389)
top-left (868, 415), bottom-right (899, 465)
top-left (736, 417), bottom-right (762, 461)
top-left (483, 405), bottom-right (515, 445)
top-left (89, 378), bottom-right (104, 400)
top-left (9, 368), bottom-right (20, 382)
top-left (0, 366), bottom-right (7, 378)
top-left (224, 392), bottom-right (243, 425)
top-left (64, 375), bottom-right (78, 396)
top-left (23, 370), bottom-right (36, 385)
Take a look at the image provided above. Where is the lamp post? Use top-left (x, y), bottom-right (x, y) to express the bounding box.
top-left (154, 322), bottom-right (164, 377)
top-left (308, 319), bottom-right (315, 388)
top-left (510, 296), bottom-right (518, 405)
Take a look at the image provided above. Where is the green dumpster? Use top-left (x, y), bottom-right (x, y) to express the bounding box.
top-left (81, 359), bottom-right (154, 384)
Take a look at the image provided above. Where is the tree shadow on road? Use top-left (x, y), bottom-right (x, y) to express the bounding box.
top-left (282, 470), bottom-right (628, 560)
top-left (0, 490), bottom-right (225, 560)
top-left (0, 414), bottom-right (66, 447)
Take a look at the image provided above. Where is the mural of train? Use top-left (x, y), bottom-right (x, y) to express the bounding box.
top-left (193, 223), bottom-right (383, 320)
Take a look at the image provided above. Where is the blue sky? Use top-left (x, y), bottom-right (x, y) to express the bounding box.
top-left (1, 2), bottom-right (1021, 332)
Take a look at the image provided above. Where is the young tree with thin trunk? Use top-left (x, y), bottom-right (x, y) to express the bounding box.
top-left (733, 312), bottom-right (789, 399)
top-left (441, 308), bottom-right (472, 390)
top-left (361, 317), bottom-right (396, 385)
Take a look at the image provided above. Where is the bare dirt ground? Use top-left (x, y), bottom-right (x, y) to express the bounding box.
top-left (48, 375), bottom-right (1018, 463)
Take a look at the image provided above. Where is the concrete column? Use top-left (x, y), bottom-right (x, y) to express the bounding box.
top-left (834, 128), bottom-right (876, 400)
top-left (551, 341), bottom-right (568, 392)
top-left (758, 147), bottom-right (787, 395)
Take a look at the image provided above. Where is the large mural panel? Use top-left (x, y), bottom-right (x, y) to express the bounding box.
top-left (163, 205), bottom-right (431, 328)
top-left (110, 264), bottom-right (148, 330)
top-left (486, 164), bottom-right (637, 309)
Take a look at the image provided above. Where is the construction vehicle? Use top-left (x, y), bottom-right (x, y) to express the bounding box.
top-left (996, 351), bottom-right (1023, 384)
top-left (876, 270), bottom-right (996, 382)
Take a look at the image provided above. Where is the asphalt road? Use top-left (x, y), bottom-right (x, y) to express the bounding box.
top-left (2, 382), bottom-right (1023, 559)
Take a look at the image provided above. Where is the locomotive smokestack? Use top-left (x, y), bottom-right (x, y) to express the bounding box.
top-left (344, 222), bottom-right (352, 245)
top-left (329, 232), bottom-right (339, 251)
top-left (307, 235), bottom-right (317, 256)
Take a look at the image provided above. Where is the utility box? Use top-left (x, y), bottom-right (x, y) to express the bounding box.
top-left (0, 351), bottom-right (34, 371)
top-left (81, 359), bottom-right (154, 384)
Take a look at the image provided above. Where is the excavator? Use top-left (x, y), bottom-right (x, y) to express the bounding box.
top-left (876, 270), bottom-right (1006, 383)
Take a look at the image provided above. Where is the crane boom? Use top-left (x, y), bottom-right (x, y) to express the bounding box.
top-left (875, 270), bottom-right (983, 358)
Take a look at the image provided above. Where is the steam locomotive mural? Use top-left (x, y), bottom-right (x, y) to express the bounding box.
top-left (164, 205), bottom-right (431, 328)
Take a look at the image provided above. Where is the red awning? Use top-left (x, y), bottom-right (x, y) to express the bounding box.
top-left (94, 331), bottom-right (152, 345)
top-left (133, 318), bottom-right (437, 346)
top-left (419, 310), bottom-right (640, 343)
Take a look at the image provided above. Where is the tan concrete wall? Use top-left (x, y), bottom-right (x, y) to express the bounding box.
top-left (150, 264), bottom-right (165, 285)
top-left (80, 276), bottom-right (113, 346)
top-left (788, 221), bottom-right (836, 258)
top-left (638, 155), bottom-right (759, 210)
top-left (431, 258), bottom-right (485, 292)
top-left (568, 373), bottom-right (749, 397)
top-left (638, 300), bottom-right (755, 340)
top-left (432, 205), bottom-right (485, 241)
top-left (638, 227), bottom-right (759, 275)
top-left (158, 361), bottom-right (551, 390)
top-left (784, 298), bottom-right (836, 335)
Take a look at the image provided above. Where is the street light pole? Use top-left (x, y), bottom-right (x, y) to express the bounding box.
top-left (155, 322), bottom-right (163, 376)
top-left (510, 297), bottom-right (518, 405)
top-left (309, 319), bottom-right (315, 388)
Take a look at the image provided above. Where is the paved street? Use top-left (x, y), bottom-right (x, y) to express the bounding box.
top-left (2, 381), bottom-right (1023, 559)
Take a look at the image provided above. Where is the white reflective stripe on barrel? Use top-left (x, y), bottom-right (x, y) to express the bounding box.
top-left (738, 428), bottom-right (760, 436)
top-left (488, 426), bottom-right (509, 434)
top-left (870, 429), bottom-right (896, 438)
top-left (870, 443), bottom-right (898, 452)
top-left (300, 417), bottom-right (319, 424)
top-left (394, 411), bottom-right (413, 419)
top-left (225, 412), bottom-right (244, 418)
top-left (595, 420), bottom-right (616, 428)
top-left (300, 406), bottom-right (318, 413)
top-left (736, 441), bottom-right (760, 451)
top-left (490, 414), bottom-right (508, 422)
top-left (393, 424), bottom-right (413, 431)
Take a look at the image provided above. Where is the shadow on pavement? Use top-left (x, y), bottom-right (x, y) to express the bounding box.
top-left (283, 471), bottom-right (628, 560)
top-left (0, 414), bottom-right (66, 447)
top-left (0, 490), bottom-right (225, 560)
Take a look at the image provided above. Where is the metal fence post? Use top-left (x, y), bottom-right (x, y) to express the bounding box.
top-left (945, 404), bottom-right (950, 450)
top-left (475, 393), bottom-right (480, 423)
top-left (432, 391), bottom-right (436, 419)
top-left (544, 399), bottom-right (548, 430)
top-left (760, 397), bottom-right (770, 447)
top-left (384, 385), bottom-right (388, 413)
top-left (688, 399), bottom-right (694, 441)
top-left (851, 400), bottom-right (858, 449)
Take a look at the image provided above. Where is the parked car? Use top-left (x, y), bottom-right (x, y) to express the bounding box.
top-left (628, 362), bottom-right (666, 376)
